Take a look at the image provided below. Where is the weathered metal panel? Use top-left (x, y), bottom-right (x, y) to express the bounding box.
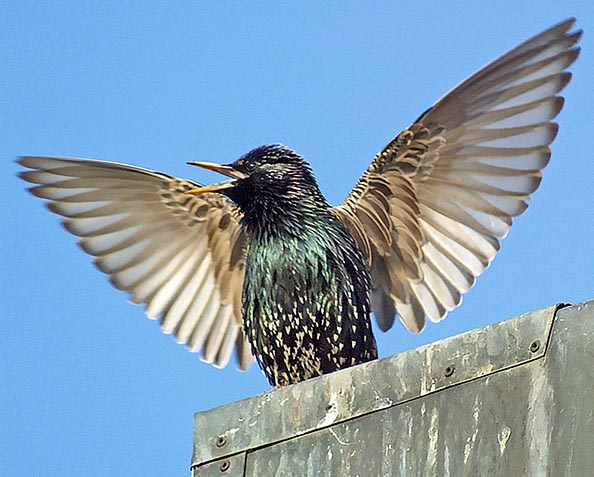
top-left (192, 305), bottom-right (557, 465)
top-left (543, 301), bottom-right (594, 476)
top-left (191, 301), bottom-right (594, 476)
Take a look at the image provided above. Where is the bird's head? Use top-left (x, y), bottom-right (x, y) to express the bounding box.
top-left (188, 145), bottom-right (326, 213)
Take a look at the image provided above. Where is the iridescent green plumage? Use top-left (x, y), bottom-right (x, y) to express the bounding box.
top-left (223, 146), bottom-right (377, 386)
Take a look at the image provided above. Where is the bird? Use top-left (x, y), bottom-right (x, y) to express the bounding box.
top-left (19, 19), bottom-right (580, 387)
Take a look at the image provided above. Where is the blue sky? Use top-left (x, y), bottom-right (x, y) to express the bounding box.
top-left (3, 2), bottom-right (593, 476)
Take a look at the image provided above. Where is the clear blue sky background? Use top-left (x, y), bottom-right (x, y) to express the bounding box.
top-left (2, 2), bottom-right (593, 476)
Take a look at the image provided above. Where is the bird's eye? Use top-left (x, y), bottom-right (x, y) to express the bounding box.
top-left (230, 159), bottom-right (254, 175)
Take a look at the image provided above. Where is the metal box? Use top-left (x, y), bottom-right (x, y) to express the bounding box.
top-left (191, 300), bottom-right (594, 476)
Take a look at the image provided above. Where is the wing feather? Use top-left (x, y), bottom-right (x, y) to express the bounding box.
top-left (334, 19), bottom-right (580, 332)
top-left (19, 156), bottom-right (253, 370)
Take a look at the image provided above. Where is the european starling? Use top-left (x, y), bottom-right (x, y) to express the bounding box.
top-left (19, 19), bottom-right (580, 387)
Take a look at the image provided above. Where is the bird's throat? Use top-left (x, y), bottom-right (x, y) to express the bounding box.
top-left (240, 197), bottom-right (329, 242)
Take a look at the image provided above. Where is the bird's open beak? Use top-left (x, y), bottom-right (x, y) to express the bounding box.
top-left (186, 161), bottom-right (247, 195)
top-left (187, 161), bottom-right (247, 179)
top-left (186, 180), bottom-right (237, 194)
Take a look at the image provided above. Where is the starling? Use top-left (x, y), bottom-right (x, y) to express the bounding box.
top-left (19, 19), bottom-right (580, 387)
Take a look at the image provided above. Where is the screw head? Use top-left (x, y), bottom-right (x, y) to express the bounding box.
top-left (215, 435), bottom-right (227, 448)
top-left (444, 365), bottom-right (455, 377)
top-left (219, 460), bottom-right (230, 472)
top-left (530, 340), bottom-right (541, 353)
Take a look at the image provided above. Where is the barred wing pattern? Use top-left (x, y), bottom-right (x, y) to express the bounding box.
top-left (19, 157), bottom-right (252, 369)
top-left (334, 19), bottom-right (581, 332)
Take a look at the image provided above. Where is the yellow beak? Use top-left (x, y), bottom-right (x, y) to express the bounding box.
top-left (186, 180), bottom-right (237, 195)
top-left (187, 161), bottom-right (247, 179)
top-left (186, 161), bottom-right (246, 195)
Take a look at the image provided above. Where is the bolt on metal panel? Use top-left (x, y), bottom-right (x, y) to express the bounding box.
top-left (191, 301), bottom-right (594, 476)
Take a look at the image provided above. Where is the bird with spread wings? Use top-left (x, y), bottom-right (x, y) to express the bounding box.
top-left (19, 19), bottom-right (581, 377)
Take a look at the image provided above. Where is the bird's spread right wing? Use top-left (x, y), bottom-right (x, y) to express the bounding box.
top-left (333, 18), bottom-right (581, 333)
top-left (19, 156), bottom-right (253, 370)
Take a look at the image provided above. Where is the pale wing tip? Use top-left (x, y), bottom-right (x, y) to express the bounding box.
top-left (546, 122), bottom-right (560, 146)
top-left (395, 301), bottom-right (426, 334)
top-left (18, 170), bottom-right (35, 185)
top-left (16, 157), bottom-right (40, 185)
top-left (427, 309), bottom-right (450, 325)
top-left (17, 156), bottom-right (58, 169)
top-left (559, 17), bottom-right (576, 31)
top-left (402, 318), bottom-right (425, 335)
top-left (236, 335), bottom-right (254, 371)
top-left (193, 332), bottom-right (253, 371)
top-left (566, 46), bottom-right (582, 69)
top-left (16, 156), bottom-right (32, 167)
top-left (568, 29), bottom-right (583, 44)
top-left (211, 324), bottom-right (240, 369)
top-left (544, 17), bottom-right (578, 39)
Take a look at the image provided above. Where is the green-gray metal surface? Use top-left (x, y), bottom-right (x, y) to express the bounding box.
top-left (191, 300), bottom-right (594, 476)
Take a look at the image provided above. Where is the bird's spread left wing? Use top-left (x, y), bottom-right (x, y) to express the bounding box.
top-left (19, 156), bottom-right (252, 370)
top-left (333, 18), bottom-right (581, 333)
